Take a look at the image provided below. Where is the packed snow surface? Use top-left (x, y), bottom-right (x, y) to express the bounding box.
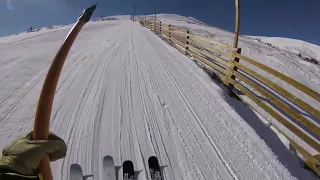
top-left (0, 18), bottom-right (318, 180)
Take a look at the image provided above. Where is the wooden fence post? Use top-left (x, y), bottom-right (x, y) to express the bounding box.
top-left (160, 22), bottom-right (162, 34)
top-left (145, 14), bottom-right (147, 26)
top-left (233, 0), bottom-right (240, 48)
top-left (224, 48), bottom-right (242, 87)
top-left (224, 0), bottom-right (241, 88)
top-left (168, 24), bottom-right (172, 43)
top-left (185, 30), bottom-right (190, 55)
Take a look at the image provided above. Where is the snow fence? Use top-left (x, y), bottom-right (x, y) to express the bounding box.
top-left (139, 18), bottom-right (320, 177)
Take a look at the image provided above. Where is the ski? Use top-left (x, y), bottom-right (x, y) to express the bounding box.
top-left (103, 155), bottom-right (116, 180)
top-left (70, 164), bottom-right (83, 180)
top-left (123, 160), bottom-right (135, 180)
top-left (148, 156), bottom-right (162, 180)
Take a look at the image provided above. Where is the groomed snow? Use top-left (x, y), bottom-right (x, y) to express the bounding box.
top-left (0, 19), bottom-right (317, 179)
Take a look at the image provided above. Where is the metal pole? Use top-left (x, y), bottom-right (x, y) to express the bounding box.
top-left (133, 5), bottom-right (136, 21)
top-left (155, 8), bottom-right (157, 23)
top-left (131, 5), bottom-right (136, 21)
top-left (145, 13), bottom-right (147, 25)
top-left (225, 0), bottom-right (241, 88)
top-left (233, 0), bottom-right (240, 48)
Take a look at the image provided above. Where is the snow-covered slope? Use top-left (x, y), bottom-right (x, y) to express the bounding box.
top-left (152, 14), bottom-right (320, 113)
top-left (0, 16), bottom-right (319, 179)
top-left (155, 14), bottom-right (320, 93)
top-left (144, 14), bottom-right (206, 25)
top-left (251, 36), bottom-right (320, 61)
top-left (152, 14), bottom-right (319, 62)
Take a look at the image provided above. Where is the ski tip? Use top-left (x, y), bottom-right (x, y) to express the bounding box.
top-left (123, 160), bottom-right (135, 178)
top-left (123, 160), bottom-right (134, 166)
top-left (103, 155), bottom-right (113, 160)
top-left (70, 164), bottom-right (82, 170)
top-left (148, 156), bottom-right (158, 160)
top-left (148, 156), bottom-right (160, 170)
top-left (148, 156), bottom-right (159, 164)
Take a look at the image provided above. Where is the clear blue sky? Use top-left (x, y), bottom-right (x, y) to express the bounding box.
top-left (0, 0), bottom-right (319, 45)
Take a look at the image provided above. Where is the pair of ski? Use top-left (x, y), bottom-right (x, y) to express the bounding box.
top-left (70, 156), bottom-right (162, 180)
top-left (104, 156), bottom-right (135, 180)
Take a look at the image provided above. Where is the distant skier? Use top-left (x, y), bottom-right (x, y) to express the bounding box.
top-left (27, 27), bottom-right (33, 32)
top-left (0, 131), bottom-right (67, 179)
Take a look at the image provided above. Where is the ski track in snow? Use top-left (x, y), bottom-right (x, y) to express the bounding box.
top-left (0, 20), bottom-right (307, 179)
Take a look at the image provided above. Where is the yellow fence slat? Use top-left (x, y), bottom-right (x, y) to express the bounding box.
top-left (170, 26), bottom-right (183, 31)
top-left (170, 30), bottom-right (185, 38)
top-left (162, 29), bottom-right (172, 36)
top-left (157, 30), bottom-right (169, 41)
top-left (237, 93), bottom-right (320, 176)
top-left (161, 30), bottom-right (170, 39)
top-left (289, 137), bottom-right (320, 176)
top-left (234, 53), bottom-right (320, 103)
top-left (188, 38), bottom-right (233, 60)
top-left (161, 31), bottom-right (173, 44)
top-left (187, 45), bottom-right (228, 67)
top-left (228, 78), bottom-right (320, 153)
top-left (170, 36), bottom-right (185, 50)
top-left (171, 30), bottom-right (233, 49)
top-left (171, 34), bottom-right (186, 48)
top-left (170, 32), bottom-right (186, 44)
top-left (170, 39), bottom-right (185, 54)
top-left (191, 36), bottom-right (233, 50)
top-left (161, 26), bottom-right (170, 31)
top-left (157, 22), bottom-right (169, 27)
top-left (232, 70), bottom-right (320, 137)
top-left (234, 61), bottom-right (320, 120)
top-left (186, 49), bottom-right (226, 74)
top-left (172, 30), bottom-right (215, 46)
